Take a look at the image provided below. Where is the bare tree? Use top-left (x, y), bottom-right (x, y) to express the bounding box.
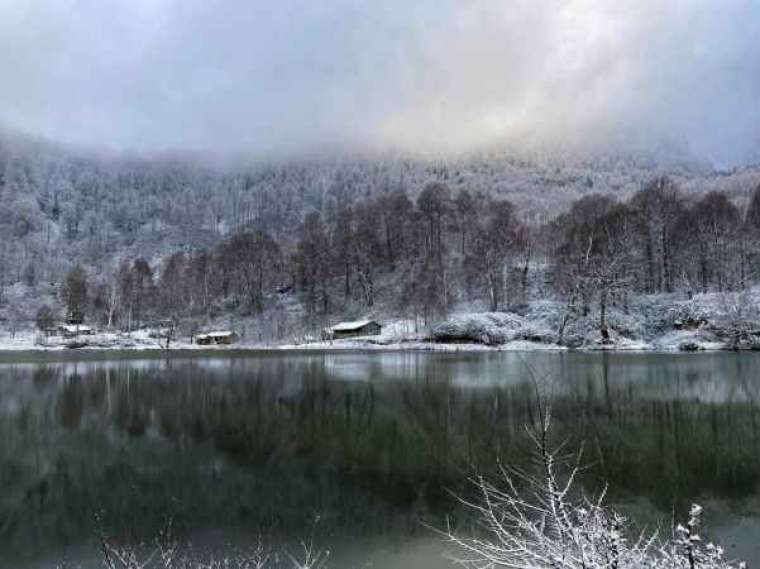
top-left (690, 192), bottom-right (741, 293)
top-left (553, 196), bottom-right (634, 342)
top-left (351, 200), bottom-right (383, 307)
top-left (218, 231), bottom-right (282, 314)
top-left (295, 212), bottom-right (332, 316)
top-left (465, 200), bottom-right (523, 311)
top-left (630, 177), bottom-right (684, 293)
top-left (35, 304), bottom-right (56, 333)
top-left (61, 264), bottom-right (88, 321)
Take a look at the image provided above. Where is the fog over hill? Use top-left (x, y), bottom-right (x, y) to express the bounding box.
top-left (2, 1), bottom-right (760, 165)
top-left (2, 125), bottom-right (760, 348)
top-left (1, 124), bottom-right (757, 272)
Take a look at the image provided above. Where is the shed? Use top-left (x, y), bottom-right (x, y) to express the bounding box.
top-left (196, 331), bottom-right (238, 345)
top-left (59, 324), bottom-right (94, 338)
top-left (323, 320), bottom-right (382, 340)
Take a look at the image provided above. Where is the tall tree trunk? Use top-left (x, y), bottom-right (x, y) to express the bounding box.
top-left (488, 271), bottom-right (499, 312)
top-left (600, 288), bottom-right (609, 343)
top-left (344, 254), bottom-right (351, 299)
top-left (521, 246), bottom-right (531, 303)
top-left (662, 228), bottom-right (672, 293)
top-left (645, 236), bottom-right (655, 294)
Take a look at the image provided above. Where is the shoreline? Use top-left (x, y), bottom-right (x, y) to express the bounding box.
top-left (4, 290), bottom-right (757, 359)
top-left (0, 337), bottom-right (748, 362)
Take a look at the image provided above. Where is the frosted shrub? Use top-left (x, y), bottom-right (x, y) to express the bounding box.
top-left (83, 530), bottom-right (329, 569)
top-left (444, 412), bottom-right (745, 569)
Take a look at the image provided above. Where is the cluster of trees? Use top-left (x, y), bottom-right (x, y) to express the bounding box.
top-left (47, 182), bottom-right (529, 331)
top-left (550, 178), bottom-right (760, 338)
top-left (44, 175), bottom-right (760, 341)
top-left (3, 130), bottom-right (716, 312)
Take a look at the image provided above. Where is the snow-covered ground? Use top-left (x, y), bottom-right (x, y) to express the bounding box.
top-left (2, 290), bottom-right (760, 353)
top-left (279, 290), bottom-right (760, 353)
top-left (0, 329), bottom-right (250, 352)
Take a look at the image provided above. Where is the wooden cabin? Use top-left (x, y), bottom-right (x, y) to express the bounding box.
top-left (196, 331), bottom-right (238, 345)
top-left (322, 320), bottom-right (382, 340)
top-left (59, 324), bottom-right (94, 338)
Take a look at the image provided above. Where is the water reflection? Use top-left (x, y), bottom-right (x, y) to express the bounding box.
top-left (1, 351), bottom-right (760, 568)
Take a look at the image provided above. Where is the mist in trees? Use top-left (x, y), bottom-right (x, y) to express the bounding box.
top-left (2, 131), bottom-right (760, 344)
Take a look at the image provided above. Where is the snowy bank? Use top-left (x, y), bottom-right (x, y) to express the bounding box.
top-left (3, 290), bottom-right (760, 354)
top-left (281, 290), bottom-right (760, 353)
top-left (0, 330), bottom-right (262, 353)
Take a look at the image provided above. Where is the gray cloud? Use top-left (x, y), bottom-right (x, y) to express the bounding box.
top-left (0, 0), bottom-right (758, 166)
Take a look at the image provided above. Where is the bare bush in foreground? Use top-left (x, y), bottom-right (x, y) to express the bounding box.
top-left (443, 409), bottom-right (745, 569)
top-left (72, 523), bottom-right (329, 569)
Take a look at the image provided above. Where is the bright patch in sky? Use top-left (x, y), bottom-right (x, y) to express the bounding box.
top-left (0, 0), bottom-right (757, 165)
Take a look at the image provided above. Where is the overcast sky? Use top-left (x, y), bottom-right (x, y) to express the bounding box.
top-left (0, 0), bottom-right (758, 166)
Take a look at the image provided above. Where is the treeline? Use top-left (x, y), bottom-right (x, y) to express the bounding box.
top-left (51, 177), bottom-right (760, 340)
top-left (3, 131), bottom-right (714, 311)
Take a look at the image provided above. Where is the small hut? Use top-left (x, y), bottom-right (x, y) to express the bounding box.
top-left (322, 320), bottom-right (382, 340)
top-left (59, 324), bottom-right (94, 338)
top-left (196, 331), bottom-right (238, 345)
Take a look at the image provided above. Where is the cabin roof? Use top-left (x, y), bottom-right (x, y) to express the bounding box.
top-left (60, 324), bottom-right (92, 333)
top-left (329, 320), bottom-right (380, 332)
top-left (199, 330), bottom-right (235, 338)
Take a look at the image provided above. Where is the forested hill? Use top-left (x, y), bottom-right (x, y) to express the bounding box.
top-left (2, 128), bottom-right (760, 342)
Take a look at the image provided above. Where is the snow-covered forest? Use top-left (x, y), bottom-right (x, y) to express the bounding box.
top-left (2, 129), bottom-right (760, 345)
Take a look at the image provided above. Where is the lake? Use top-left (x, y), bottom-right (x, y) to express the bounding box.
top-left (1, 350), bottom-right (759, 568)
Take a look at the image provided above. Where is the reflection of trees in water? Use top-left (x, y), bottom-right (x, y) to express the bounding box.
top-left (1, 355), bottom-right (760, 561)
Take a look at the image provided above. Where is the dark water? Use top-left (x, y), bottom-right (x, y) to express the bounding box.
top-left (1, 350), bottom-right (760, 568)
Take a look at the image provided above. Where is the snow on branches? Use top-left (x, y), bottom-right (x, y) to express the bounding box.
top-left (442, 411), bottom-right (745, 569)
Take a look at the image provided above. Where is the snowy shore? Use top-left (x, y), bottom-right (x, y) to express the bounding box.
top-left (0, 332), bottom-right (745, 356)
top-left (248, 290), bottom-right (760, 354)
top-left (2, 290), bottom-right (759, 355)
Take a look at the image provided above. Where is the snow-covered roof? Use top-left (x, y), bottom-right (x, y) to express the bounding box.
top-left (60, 324), bottom-right (92, 333)
top-left (200, 330), bottom-right (235, 338)
top-left (329, 320), bottom-right (379, 332)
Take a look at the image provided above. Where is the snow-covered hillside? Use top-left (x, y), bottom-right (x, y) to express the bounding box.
top-left (2, 129), bottom-right (760, 348)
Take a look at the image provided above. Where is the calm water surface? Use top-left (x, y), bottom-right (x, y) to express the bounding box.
top-left (1, 350), bottom-right (759, 568)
